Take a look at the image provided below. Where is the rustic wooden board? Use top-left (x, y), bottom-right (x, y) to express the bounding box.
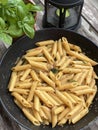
top-left (82, 0), bottom-right (98, 33)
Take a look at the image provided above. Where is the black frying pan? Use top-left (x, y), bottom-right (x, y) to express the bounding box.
top-left (0, 28), bottom-right (98, 130)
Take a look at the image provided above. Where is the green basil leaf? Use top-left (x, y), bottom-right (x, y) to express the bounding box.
top-left (16, 5), bottom-right (27, 19)
top-left (23, 23), bottom-right (35, 39)
top-left (23, 14), bottom-right (35, 26)
top-left (7, 24), bottom-right (23, 38)
top-left (0, 17), bottom-right (6, 29)
top-left (26, 4), bottom-right (42, 12)
top-left (5, 8), bottom-right (16, 18)
top-left (0, 32), bottom-right (12, 45)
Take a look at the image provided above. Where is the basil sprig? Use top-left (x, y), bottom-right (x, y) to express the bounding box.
top-left (0, 0), bottom-right (41, 45)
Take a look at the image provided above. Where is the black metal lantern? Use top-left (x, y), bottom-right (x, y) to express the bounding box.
top-left (43, 0), bottom-right (84, 30)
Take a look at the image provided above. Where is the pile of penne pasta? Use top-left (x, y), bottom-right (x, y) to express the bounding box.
top-left (8, 37), bottom-right (98, 127)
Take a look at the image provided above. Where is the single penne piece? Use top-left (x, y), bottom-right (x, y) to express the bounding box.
top-left (69, 43), bottom-right (82, 52)
top-left (28, 60), bottom-right (48, 71)
top-left (57, 39), bottom-right (63, 56)
top-left (41, 106), bottom-right (51, 122)
top-left (22, 108), bottom-right (40, 126)
top-left (72, 60), bottom-right (91, 66)
top-left (30, 70), bottom-right (41, 81)
top-left (12, 64), bottom-right (31, 71)
top-left (43, 47), bottom-right (54, 64)
top-left (35, 90), bottom-right (53, 108)
top-left (56, 90), bottom-right (73, 108)
top-left (36, 40), bottom-right (54, 46)
top-left (51, 107), bottom-right (57, 128)
top-left (67, 51), bottom-right (98, 66)
top-left (86, 87), bottom-right (97, 107)
top-left (63, 68), bottom-right (82, 73)
top-left (12, 92), bottom-right (32, 108)
top-left (15, 82), bottom-right (32, 88)
top-left (73, 64), bottom-right (92, 69)
top-left (70, 85), bottom-right (90, 91)
top-left (39, 71), bottom-right (55, 88)
top-left (13, 88), bottom-right (29, 95)
top-left (71, 108), bottom-right (89, 124)
top-left (62, 37), bottom-right (70, 52)
top-left (36, 86), bottom-right (55, 92)
top-left (51, 41), bottom-right (57, 58)
top-left (25, 56), bottom-right (47, 62)
top-left (86, 68), bottom-right (93, 84)
top-left (20, 69), bottom-right (31, 81)
top-left (27, 81), bottom-right (38, 102)
top-left (74, 88), bottom-right (95, 95)
top-left (8, 71), bottom-right (17, 91)
top-left (33, 95), bottom-right (40, 112)
top-left (25, 49), bottom-right (42, 57)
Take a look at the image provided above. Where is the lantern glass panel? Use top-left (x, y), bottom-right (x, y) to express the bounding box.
top-left (43, 0), bottom-right (84, 30)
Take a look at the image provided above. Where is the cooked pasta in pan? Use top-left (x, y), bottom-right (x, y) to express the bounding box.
top-left (8, 37), bottom-right (98, 127)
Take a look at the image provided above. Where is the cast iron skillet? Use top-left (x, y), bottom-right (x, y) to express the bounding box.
top-left (0, 28), bottom-right (98, 130)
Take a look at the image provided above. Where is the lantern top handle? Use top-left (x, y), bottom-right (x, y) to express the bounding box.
top-left (48, 0), bottom-right (84, 8)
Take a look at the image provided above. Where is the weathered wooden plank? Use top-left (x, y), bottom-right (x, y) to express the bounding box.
top-left (82, 0), bottom-right (98, 33)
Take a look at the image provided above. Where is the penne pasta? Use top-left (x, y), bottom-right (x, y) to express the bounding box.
top-left (57, 39), bottom-right (63, 56)
top-left (39, 71), bottom-right (55, 88)
top-left (36, 40), bottom-right (54, 46)
top-left (8, 72), bottom-right (17, 91)
top-left (12, 64), bottom-right (31, 71)
top-left (33, 95), bottom-right (40, 111)
top-left (27, 81), bottom-right (38, 102)
top-left (12, 92), bottom-right (32, 108)
top-left (8, 37), bottom-right (97, 127)
top-left (22, 108), bottom-right (40, 126)
top-left (43, 47), bottom-right (54, 64)
top-left (51, 107), bottom-right (57, 128)
top-left (51, 41), bottom-right (57, 58)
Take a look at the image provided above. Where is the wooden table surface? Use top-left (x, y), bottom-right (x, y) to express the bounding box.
top-left (0, 0), bottom-right (98, 130)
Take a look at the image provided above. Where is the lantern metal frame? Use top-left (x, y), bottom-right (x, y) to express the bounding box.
top-left (43, 0), bottom-right (84, 30)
